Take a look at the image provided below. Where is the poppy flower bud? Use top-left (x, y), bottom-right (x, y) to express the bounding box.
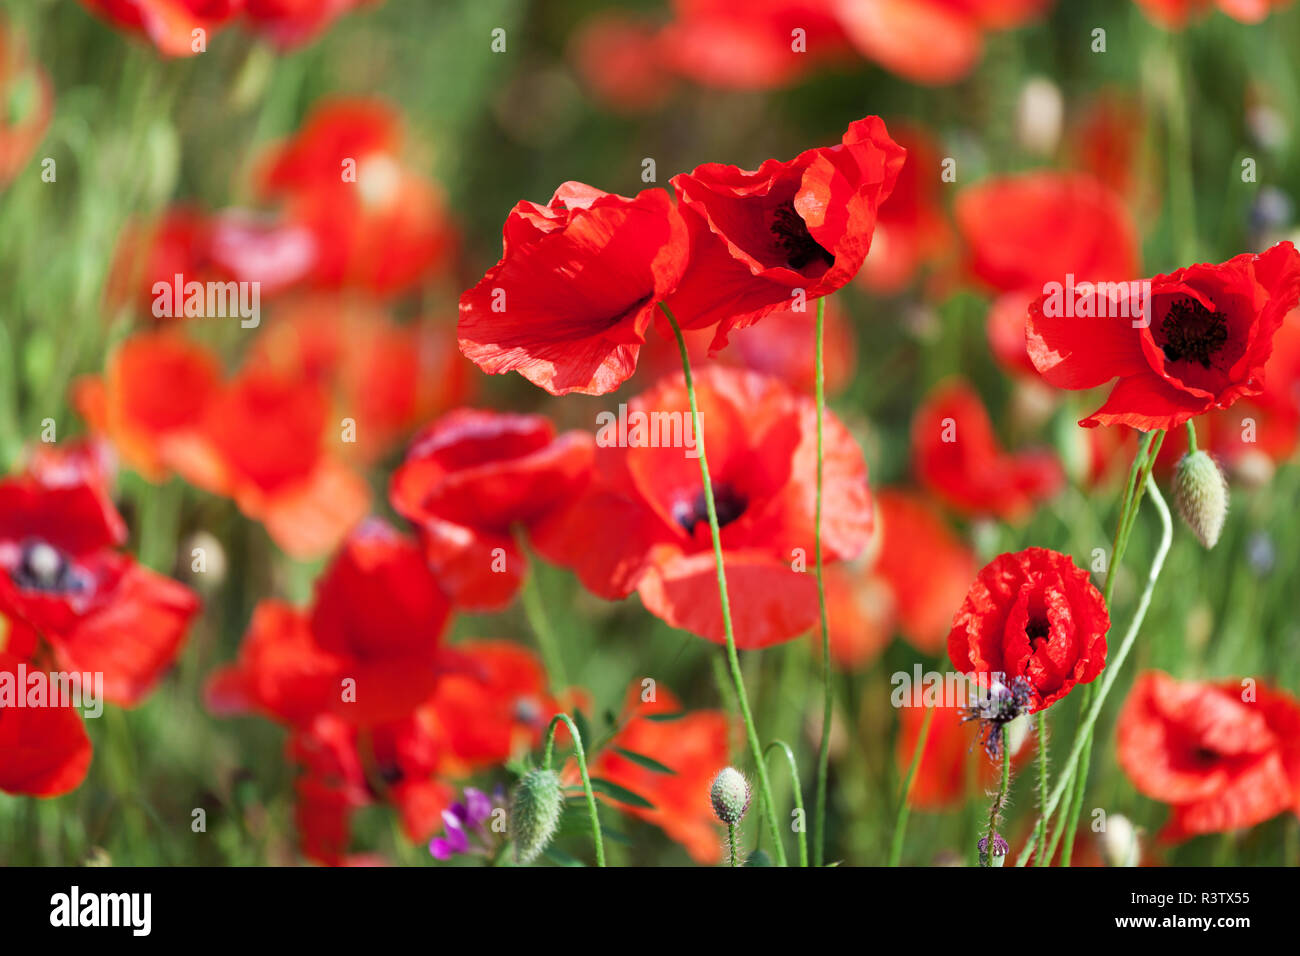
top-left (509, 769), bottom-right (564, 864)
top-left (1173, 450), bottom-right (1228, 549)
top-left (1098, 813), bottom-right (1140, 867)
top-left (709, 767), bottom-right (750, 826)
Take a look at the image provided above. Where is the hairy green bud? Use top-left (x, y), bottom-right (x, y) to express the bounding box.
top-left (709, 767), bottom-right (750, 826)
top-left (509, 768), bottom-right (564, 864)
top-left (1174, 450), bottom-right (1228, 549)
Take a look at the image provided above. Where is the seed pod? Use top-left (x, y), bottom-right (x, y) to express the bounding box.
top-left (709, 767), bottom-right (750, 826)
top-left (509, 769), bottom-right (563, 864)
top-left (1173, 450), bottom-right (1229, 549)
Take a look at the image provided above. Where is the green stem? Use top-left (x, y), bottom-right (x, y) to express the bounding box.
top-left (888, 705), bottom-right (934, 867)
top-left (765, 740), bottom-right (809, 867)
top-left (981, 725), bottom-right (1011, 868)
top-left (516, 529), bottom-right (568, 692)
top-left (1057, 430), bottom-right (1165, 860)
top-left (813, 296), bottom-right (833, 868)
top-left (1034, 712), bottom-right (1049, 866)
top-left (1185, 419), bottom-right (1197, 453)
top-left (543, 713), bottom-right (604, 867)
top-left (658, 302), bottom-right (788, 867)
top-left (1015, 473), bottom-right (1173, 866)
top-left (727, 823), bottom-right (738, 867)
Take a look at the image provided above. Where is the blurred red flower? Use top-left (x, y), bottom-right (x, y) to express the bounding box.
top-left (912, 379), bottom-right (1063, 521)
top-left (246, 297), bottom-right (472, 464)
top-left (1027, 241), bottom-right (1300, 430)
top-left (289, 710), bottom-right (454, 866)
top-left (658, 0), bottom-right (852, 90)
top-left (955, 172), bottom-right (1139, 378)
top-left (833, 0), bottom-right (1052, 86)
top-left (178, 363), bottom-right (371, 558)
top-left (947, 547), bottom-right (1108, 712)
top-left (0, 452), bottom-right (199, 796)
top-left (857, 123), bottom-right (953, 295)
top-left (390, 409), bottom-right (594, 610)
top-left (243, 0), bottom-right (379, 48)
top-left (1134, 0), bottom-right (1293, 28)
top-left (588, 684), bottom-right (735, 864)
top-left (569, 12), bottom-right (676, 113)
top-left (206, 519), bottom-right (452, 727)
top-left (818, 489), bottom-right (976, 668)
top-left (256, 97), bottom-right (457, 297)
top-left (74, 330), bottom-right (223, 481)
top-left (459, 181), bottom-right (687, 396)
top-left (0, 20), bottom-right (53, 186)
top-left (664, 116), bottom-right (904, 350)
top-left (536, 367), bottom-right (872, 649)
top-left (1117, 671), bottom-right (1300, 841)
top-left (78, 0), bottom-right (241, 57)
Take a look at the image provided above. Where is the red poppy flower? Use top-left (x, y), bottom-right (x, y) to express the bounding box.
top-left (77, 0), bottom-right (241, 57)
top-left (256, 97), bottom-right (457, 297)
top-left (535, 367), bottom-right (872, 649)
top-left (857, 123), bottom-right (953, 295)
top-left (658, 0), bottom-right (852, 90)
top-left (206, 519), bottom-right (452, 727)
top-left (664, 116), bottom-right (905, 350)
top-left (955, 172), bottom-right (1139, 378)
top-left (246, 297), bottom-right (472, 465)
top-left (174, 363), bottom-right (371, 558)
top-left (1069, 91), bottom-right (1154, 211)
top-left (588, 684), bottom-right (734, 863)
top-left (818, 489), bottom-right (976, 668)
top-left (912, 380), bottom-right (1064, 521)
top-left (569, 13), bottom-right (676, 113)
top-left (73, 331), bottom-right (223, 481)
top-left (1027, 241), bottom-right (1300, 431)
top-left (423, 640), bottom-right (577, 772)
top-left (1135, 0), bottom-right (1292, 28)
top-left (0, 454), bottom-right (198, 796)
top-left (833, 0), bottom-right (1051, 86)
top-left (0, 20), bottom-right (53, 186)
top-left (948, 547), bottom-right (1108, 712)
top-left (289, 711), bottom-right (454, 866)
top-left (1117, 671), bottom-right (1300, 841)
top-left (389, 410), bottom-right (593, 610)
top-left (0, 651), bottom-right (94, 797)
top-left (459, 182), bottom-right (688, 396)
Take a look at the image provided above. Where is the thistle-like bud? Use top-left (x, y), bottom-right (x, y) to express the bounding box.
top-left (709, 767), bottom-right (750, 826)
top-left (509, 769), bottom-right (563, 864)
top-left (1173, 450), bottom-right (1229, 549)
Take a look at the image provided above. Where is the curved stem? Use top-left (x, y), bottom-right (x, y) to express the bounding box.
top-left (1015, 473), bottom-right (1173, 867)
top-left (765, 740), bottom-right (809, 867)
top-left (543, 713), bottom-right (605, 867)
top-left (1185, 419), bottom-right (1198, 453)
top-left (658, 302), bottom-right (788, 867)
top-left (813, 296), bottom-right (833, 868)
top-left (888, 705), bottom-right (934, 867)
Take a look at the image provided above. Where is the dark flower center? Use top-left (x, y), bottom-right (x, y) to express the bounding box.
top-left (1193, 746), bottom-right (1220, 766)
top-left (770, 202), bottom-right (834, 270)
top-left (1160, 298), bottom-right (1228, 370)
top-left (673, 483), bottom-right (748, 536)
top-left (1026, 616), bottom-right (1051, 647)
top-left (13, 539), bottom-right (82, 594)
